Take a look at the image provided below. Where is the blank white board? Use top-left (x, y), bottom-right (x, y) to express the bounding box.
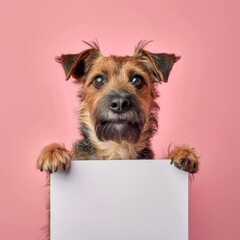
top-left (51, 160), bottom-right (188, 240)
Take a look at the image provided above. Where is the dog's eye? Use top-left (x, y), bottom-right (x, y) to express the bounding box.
top-left (93, 76), bottom-right (105, 89)
top-left (130, 75), bottom-right (144, 89)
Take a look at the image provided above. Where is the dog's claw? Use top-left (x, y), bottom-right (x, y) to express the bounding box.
top-left (184, 159), bottom-right (189, 168)
top-left (170, 158), bottom-right (174, 165)
top-left (180, 158), bottom-right (185, 165)
top-left (174, 162), bottom-right (181, 169)
top-left (189, 162), bottom-right (197, 174)
top-left (40, 165), bottom-right (43, 172)
top-left (48, 166), bottom-right (52, 174)
top-left (63, 164), bottom-right (66, 171)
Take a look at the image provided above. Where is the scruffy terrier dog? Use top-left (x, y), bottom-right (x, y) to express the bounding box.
top-left (37, 41), bottom-right (199, 236)
top-left (37, 41), bottom-right (199, 237)
top-left (37, 41), bottom-right (199, 172)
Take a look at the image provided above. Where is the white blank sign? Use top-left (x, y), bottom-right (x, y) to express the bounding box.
top-left (51, 160), bottom-right (188, 240)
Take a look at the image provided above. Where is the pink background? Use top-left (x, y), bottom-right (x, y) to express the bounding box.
top-left (1, 0), bottom-right (239, 239)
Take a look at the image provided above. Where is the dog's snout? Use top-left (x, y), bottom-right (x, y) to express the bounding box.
top-left (110, 97), bottom-right (131, 113)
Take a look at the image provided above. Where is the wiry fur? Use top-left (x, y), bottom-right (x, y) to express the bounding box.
top-left (37, 41), bottom-right (199, 239)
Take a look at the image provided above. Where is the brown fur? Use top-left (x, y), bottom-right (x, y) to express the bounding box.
top-left (37, 41), bottom-right (199, 239)
top-left (37, 143), bottom-right (72, 173)
top-left (167, 144), bottom-right (199, 174)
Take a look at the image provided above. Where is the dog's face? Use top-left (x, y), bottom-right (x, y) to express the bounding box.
top-left (56, 41), bottom-right (179, 144)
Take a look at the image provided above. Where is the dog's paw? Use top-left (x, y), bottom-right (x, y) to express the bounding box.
top-left (37, 143), bottom-right (72, 174)
top-left (167, 145), bottom-right (199, 174)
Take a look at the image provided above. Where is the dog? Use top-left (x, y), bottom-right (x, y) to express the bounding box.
top-left (37, 40), bottom-right (199, 238)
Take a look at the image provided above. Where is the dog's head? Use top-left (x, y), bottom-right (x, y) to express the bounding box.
top-left (56, 41), bottom-right (180, 144)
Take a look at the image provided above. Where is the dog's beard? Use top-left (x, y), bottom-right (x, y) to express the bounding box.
top-left (93, 92), bottom-right (146, 143)
top-left (95, 121), bottom-right (142, 143)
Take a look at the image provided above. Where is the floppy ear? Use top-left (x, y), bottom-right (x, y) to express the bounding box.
top-left (55, 44), bottom-right (101, 81)
top-left (134, 41), bottom-right (180, 83)
top-left (149, 53), bottom-right (180, 82)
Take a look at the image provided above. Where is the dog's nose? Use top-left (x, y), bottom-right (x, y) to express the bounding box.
top-left (110, 97), bottom-right (131, 113)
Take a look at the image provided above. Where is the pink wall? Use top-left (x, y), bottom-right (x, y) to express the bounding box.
top-left (1, 0), bottom-right (239, 239)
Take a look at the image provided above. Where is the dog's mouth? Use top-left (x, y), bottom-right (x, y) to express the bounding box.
top-left (95, 119), bottom-right (143, 143)
top-left (101, 120), bottom-right (132, 124)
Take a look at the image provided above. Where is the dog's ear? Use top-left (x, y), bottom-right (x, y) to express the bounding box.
top-left (148, 53), bottom-right (180, 82)
top-left (134, 41), bottom-right (180, 83)
top-left (56, 44), bottom-right (101, 82)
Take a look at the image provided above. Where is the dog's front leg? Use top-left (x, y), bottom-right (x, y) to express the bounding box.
top-left (37, 143), bottom-right (72, 173)
top-left (37, 143), bottom-right (72, 240)
top-left (167, 145), bottom-right (199, 174)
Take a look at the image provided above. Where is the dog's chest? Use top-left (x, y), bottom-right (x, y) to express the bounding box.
top-left (95, 141), bottom-right (138, 160)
